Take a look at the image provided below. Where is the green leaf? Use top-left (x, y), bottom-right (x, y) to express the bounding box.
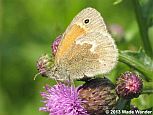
top-left (142, 107), bottom-right (153, 111)
top-left (119, 49), bottom-right (153, 81)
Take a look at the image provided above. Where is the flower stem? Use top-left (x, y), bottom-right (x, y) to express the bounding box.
top-left (142, 82), bottom-right (153, 94)
top-left (119, 52), bottom-right (153, 81)
top-left (132, 0), bottom-right (153, 58)
top-left (115, 98), bottom-right (130, 110)
top-left (142, 90), bottom-right (153, 94)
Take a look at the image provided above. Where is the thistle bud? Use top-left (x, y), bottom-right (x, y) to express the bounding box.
top-left (51, 35), bottom-right (62, 56)
top-left (115, 71), bottom-right (143, 99)
top-left (36, 54), bottom-right (54, 77)
top-left (78, 78), bottom-right (117, 115)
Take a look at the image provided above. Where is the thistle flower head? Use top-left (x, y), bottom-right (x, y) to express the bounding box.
top-left (109, 24), bottom-right (124, 39)
top-left (40, 83), bottom-right (88, 115)
top-left (78, 78), bottom-right (117, 115)
top-left (115, 71), bottom-right (143, 99)
top-left (36, 54), bottom-right (54, 77)
top-left (51, 35), bottom-right (62, 56)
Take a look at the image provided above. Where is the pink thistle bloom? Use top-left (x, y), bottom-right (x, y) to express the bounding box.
top-left (39, 83), bottom-right (88, 115)
top-left (115, 71), bottom-right (143, 99)
top-left (51, 35), bottom-right (62, 56)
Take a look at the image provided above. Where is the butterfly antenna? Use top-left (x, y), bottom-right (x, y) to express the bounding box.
top-left (33, 72), bottom-right (41, 80)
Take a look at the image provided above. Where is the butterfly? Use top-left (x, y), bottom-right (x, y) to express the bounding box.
top-left (46, 7), bottom-right (118, 81)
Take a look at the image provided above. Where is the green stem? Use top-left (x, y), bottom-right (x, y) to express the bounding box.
top-left (142, 82), bottom-right (153, 94)
top-left (142, 90), bottom-right (153, 94)
top-left (132, 0), bottom-right (153, 58)
top-left (115, 98), bottom-right (130, 110)
top-left (119, 52), bottom-right (153, 81)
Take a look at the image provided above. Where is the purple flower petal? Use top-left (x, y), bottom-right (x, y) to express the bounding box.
top-left (40, 83), bottom-right (88, 115)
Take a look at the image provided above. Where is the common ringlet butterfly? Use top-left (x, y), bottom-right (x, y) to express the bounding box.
top-left (48, 7), bottom-right (118, 81)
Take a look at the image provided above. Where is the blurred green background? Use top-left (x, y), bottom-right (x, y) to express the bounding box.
top-left (0, 0), bottom-right (152, 115)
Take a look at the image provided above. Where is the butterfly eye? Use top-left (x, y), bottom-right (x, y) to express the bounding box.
top-left (84, 19), bottom-right (89, 24)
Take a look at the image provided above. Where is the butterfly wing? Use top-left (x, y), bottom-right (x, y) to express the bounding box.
top-left (55, 7), bottom-right (107, 63)
top-left (52, 7), bottom-right (118, 80)
top-left (58, 32), bottom-right (118, 80)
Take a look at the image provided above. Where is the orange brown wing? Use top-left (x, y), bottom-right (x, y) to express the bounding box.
top-left (56, 32), bottom-right (118, 80)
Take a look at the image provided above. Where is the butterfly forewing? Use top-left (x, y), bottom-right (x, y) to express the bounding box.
top-left (51, 7), bottom-right (118, 81)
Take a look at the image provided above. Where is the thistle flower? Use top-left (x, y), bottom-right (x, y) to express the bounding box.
top-left (36, 54), bottom-right (54, 77)
top-left (109, 24), bottom-right (124, 39)
top-left (78, 78), bottom-right (117, 115)
top-left (51, 35), bottom-right (62, 56)
top-left (115, 71), bottom-right (143, 99)
top-left (39, 83), bottom-right (88, 115)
